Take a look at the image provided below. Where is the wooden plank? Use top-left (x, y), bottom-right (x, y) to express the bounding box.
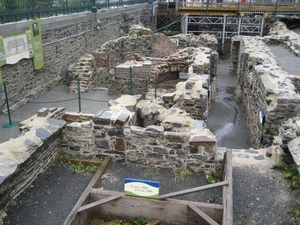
top-left (221, 152), bottom-right (227, 181)
top-left (57, 157), bottom-right (103, 166)
top-left (159, 180), bottom-right (228, 199)
top-left (90, 188), bottom-right (224, 210)
top-left (78, 195), bottom-right (121, 213)
top-left (225, 150), bottom-right (233, 225)
top-left (89, 190), bottom-right (223, 225)
top-left (188, 204), bottom-right (220, 225)
top-left (63, 158), bottom-right (111, 225)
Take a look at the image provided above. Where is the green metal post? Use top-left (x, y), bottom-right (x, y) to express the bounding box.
top-left (77, 77), bottom-right (82, 112)
top-left (155, 75), bottom-right (158, 99)
top-left (4, 82), bottom-right (11, 125)
top-left (129, 66), bottom-right (133, 95)
top-left (2, 82), bottom-right (17, 128)
top-left (151, 0), bottom-right (153, 23)
top-left (66, 0), bottom-right (69, 14)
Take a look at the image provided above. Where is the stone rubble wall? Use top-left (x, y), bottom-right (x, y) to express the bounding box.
top-left (66, 54), bottom-right (97, 93)
top-left (162, 74), bottom-right (209, 120)
top-left (72, 29), bottom-right (218, 96)
top-left (231, 35), bottom-right (300, 148)
top-left (169, 34), bottom-right (218, 52)
top-left (264, 21), bottom-right (300, 57)
top-left (271, 116), bottom-right (300, 172)
top-left (0, 107), bottom-right (66, 208)
top-left (62, 91), bottom-right (217, 172)
top-left (0, 4), bottom-right (151, 114)
top-left (108, 45), bottom-right (218, 98)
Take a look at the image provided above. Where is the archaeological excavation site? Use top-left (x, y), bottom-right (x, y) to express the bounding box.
top-left (0, 1), bottom-right (300, 225)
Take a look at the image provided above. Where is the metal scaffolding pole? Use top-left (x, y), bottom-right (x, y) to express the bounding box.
top-left (182, 14), bottom-right (188, 34)
top-left (260, 17), bottom-right (265, 37)
top-left (238, 17), bottom-right (241, 35)
top-left (222, 14), bottom-right (227, 50)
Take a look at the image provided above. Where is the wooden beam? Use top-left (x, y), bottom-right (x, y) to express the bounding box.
top-left (57, 157), bottom-right (103, 167)
top-left (188, 204), bottom-right (220, 225)
top-left (90, 188), bottom-right (224, 210)
top-left (159, 180), bottom-right (229, 199)
top-left (223, 150), bottom-right (233, 225)
top-left (89, 189), bottom-right (223, 225)
top-left (63, 158), bottom-right (111, 225)
top-left (78, 195), bottom-right (121, 213)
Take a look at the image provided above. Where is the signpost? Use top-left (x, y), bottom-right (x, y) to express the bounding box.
top-left (124, 178), bottom-right (159, 199)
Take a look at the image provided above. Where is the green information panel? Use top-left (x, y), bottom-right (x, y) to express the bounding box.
top-left (28, 20), bottom-right (44, 70)
top-left (0, 20), bottom-right (44, 84)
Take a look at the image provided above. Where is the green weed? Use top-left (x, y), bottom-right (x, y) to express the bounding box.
top-left (173, 167), bottom-right (190, 182)
top-left (109, 220), bottom-right (128, 225)
top-left (205, 170), bottom-right (221, 184)
top-left (132, 218), bottom-right (147, 225)
top-left (274, 156), bottom-right (300, 190)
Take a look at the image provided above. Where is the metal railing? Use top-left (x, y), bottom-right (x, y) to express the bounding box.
top-left (176, 0), bottom-right (300, 16)
top-left (0, 0), bottom-right (149, 24)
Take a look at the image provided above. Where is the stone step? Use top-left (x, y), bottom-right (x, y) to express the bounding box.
top-left (216, 146), bottom-right (284, 167)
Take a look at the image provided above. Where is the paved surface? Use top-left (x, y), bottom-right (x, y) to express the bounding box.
top-left (0, 86), bottom-right (119, 144)
top-left (269, 45), bottom-right (300, 76)
top-left (208, 59), bottom-right (251, 150)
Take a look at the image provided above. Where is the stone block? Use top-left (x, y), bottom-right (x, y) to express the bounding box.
top-left (95, 138), bottom-right (110, 149)
top-left (115, 138), bottom-right (125, 151)
top-left (130, 126), bottom-right (145, 137)
top-left (189, 135), bottom-right (215, 144)
top-left (93, 111), bottom-right (112, 125)
top-left (35, 128), bottom-right (52, 141)
top-left (145, 125), bottom-right (164, 138)
top-left (165, 132), bottom-right (186, 143)
top-left (153, 146), bottom-right (167, 154)
top-left (115, 113), bottom-right (130, 126)
top-left (37, 108), bottom-right (49, 117)
top-left (107, 128), bottom-right (123, 137)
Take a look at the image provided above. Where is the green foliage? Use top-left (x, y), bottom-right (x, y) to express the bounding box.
top-left (86, 165), bottom-right (97, 173)
top-left (274, 156), bottom-right (300, 190)
top-left (295, 209), bottom-right (300, 218)
top-left (56, 151), bottom-right (100, 174)
top-left (70, 162), bottom-right (86, 174)
top-left (205, 170), bottom-right (221, 184)
top-left (109, 220), bottom-right (128, 225)
top-left (132, 218), bottom-right (147, 225)
top-left (173, 167), bottom-right (190, 182)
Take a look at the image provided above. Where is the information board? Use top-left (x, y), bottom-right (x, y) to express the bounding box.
top-left (0, 20), bottom-right (44, 84)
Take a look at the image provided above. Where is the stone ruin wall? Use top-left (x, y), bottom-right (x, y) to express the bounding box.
top-left (231, 35), bottom-right (300, 149)
top-left (62, 28), bottom-right (219, 172)
top-left (0, 4), bottom-right (151, 114)
top-left (0, 108), bottom-right (66, 208)
top-left (66, 27), bottom-right (219, 98)
top-left (264, 21), bottom-right (300, 57)
top-left (62, 88), bottom-right (217, 173)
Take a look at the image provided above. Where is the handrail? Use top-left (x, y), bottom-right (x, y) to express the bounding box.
top-left (176, 1), bottom-right (300, 15)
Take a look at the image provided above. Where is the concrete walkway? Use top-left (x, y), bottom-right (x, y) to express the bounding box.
top-left (0, 86), bottom-right (119, 144)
